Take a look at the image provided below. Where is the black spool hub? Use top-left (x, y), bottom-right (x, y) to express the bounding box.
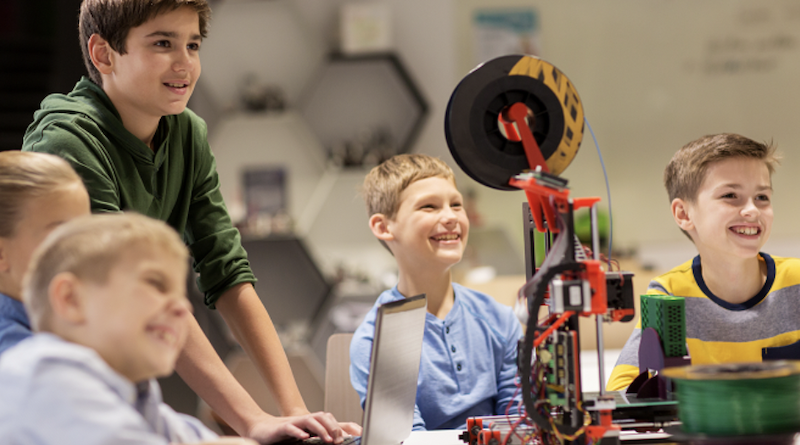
top-left (445, 55), bottom-right (584, 190)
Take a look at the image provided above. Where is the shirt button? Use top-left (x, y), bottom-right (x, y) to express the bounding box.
top-left (457, 363), bottom-right (462, 371)
top-left (451, 345), bottom-right (456, 353)
top-left (446, 327), bottom-right (450, 334)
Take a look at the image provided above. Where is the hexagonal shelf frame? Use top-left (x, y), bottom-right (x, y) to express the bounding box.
top-left (209, 111), bottom-right (327, 225)
top-left (199, 0), bottom-right (326, 111)
top-left (300, 53), bottom-right (429, 167)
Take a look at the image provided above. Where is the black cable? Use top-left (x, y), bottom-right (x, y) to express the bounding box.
top-left (519, 262), bottom-right (584, 437)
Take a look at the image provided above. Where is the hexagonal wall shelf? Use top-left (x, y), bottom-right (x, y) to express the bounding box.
top-left (300, 53), bottom-right (428, 167)
top-left (199, 0), bottom-right (326, 110)
top-left (209, 111), bottom-right (327, 224)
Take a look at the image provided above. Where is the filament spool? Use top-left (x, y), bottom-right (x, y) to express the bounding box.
top-left (444, 55), bottom-right (585, 191)
top-left (662, 361), bottom-right (800, 437)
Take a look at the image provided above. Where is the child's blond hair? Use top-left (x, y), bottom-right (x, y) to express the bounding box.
top-left (363, 154), bottom-right (456, 220)
top-left (664, 133), bottom-right (779, 204)
top-left (0, 151), bottom-right (84, 237)
top-left (23, 213), bottom-right (189, 332)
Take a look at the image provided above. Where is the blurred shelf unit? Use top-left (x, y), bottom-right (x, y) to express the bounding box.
top-left (241, 235), bottom-right (331, 338)
top-left (199, 0), bottom-right (429, 168)
top-left (300, 53), bottom-right (429, 167)
top-left (199, 0), bottom-right (326, 112)
top-left (208, 110), bottom-right (327, 228)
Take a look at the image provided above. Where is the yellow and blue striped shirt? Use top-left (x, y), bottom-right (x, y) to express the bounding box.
top-left (607, 253), bottom-right (800, 391)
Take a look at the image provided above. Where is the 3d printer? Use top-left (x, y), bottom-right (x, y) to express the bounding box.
top-left (444, 55), bottom-right (676, 445)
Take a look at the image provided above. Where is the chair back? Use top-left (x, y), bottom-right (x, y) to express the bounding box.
top-left (324, 333), bottom-right (363, 425)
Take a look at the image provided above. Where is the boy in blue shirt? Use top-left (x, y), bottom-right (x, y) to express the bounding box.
top-left (0, 213), bottom-right (250, 444)
top-left (350, 154), bottom-right (523, 430)
top-left (0, 151), bottom-right (91, 356)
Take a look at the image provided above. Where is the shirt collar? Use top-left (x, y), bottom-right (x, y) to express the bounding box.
top-left (0, 293), bottom-right (31, 330)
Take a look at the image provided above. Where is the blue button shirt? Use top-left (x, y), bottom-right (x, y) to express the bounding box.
top-left (0, 292), bottom-right (31, 357)
top-left (350, 283), bottom-right (523, 430)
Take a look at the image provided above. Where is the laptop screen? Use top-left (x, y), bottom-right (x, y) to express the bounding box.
top-left (362, 294), bottom-right (427, 445)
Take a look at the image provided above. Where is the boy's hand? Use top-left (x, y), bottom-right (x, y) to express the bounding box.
top-left (337, 422), bottom-right (362, 437)
top-left (195, 438), bottom-right (259, 445)
top-left (266, 407), bottom-right (362, 438)
top-left (247, 412), bottom-right (361, 444)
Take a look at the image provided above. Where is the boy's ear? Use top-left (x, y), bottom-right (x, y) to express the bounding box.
top-left (48, 272), bottom-right (87, 324)
top-left (87, 34), bottom-right (114, 75)
top-left (671, 198), bottom-right (694, 231)
top-left (369, 213), bottom-right (394, 242)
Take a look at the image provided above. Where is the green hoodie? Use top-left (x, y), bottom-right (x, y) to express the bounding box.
top-left (22, 77), bottom-right (255, 307)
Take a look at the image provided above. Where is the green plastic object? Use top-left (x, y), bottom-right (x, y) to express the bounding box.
top-left (640, 294), bottom-right (687, 358)
top-left (674, 373), bottom-right (800, 436)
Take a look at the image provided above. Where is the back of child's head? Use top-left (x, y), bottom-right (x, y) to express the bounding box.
top-left (79, 0), bottom-right (212, 85)
top-left (22, 212), bottom-right (188, 332)
top-left (0, 151), bottom-right (83, 238)
top-left (664, 133), bottom-right (779, 204)
top-left (363, 153), bottom-right (456, 220)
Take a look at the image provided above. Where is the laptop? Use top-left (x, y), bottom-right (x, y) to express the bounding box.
top-left (360, 294), bottom-right (427, 445)
top-left (279, 294), bottom-right (428, 445)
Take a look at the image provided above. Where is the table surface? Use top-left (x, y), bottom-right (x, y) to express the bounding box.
top-left (403, 429), bottom-right (685, 445)
top-left (404, 430), bottom-right (464, 445)
top-left (403, 429), bottom-right (800, 445)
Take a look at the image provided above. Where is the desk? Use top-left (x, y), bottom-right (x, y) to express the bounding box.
top-left (404, 430), bottom-right (462, 445)
top-left (403, 429), bottom-right (682, 445)
top-left (403, 429), bottom-right (800, 445)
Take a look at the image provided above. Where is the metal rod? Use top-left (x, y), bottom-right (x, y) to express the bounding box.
top-left (591, 204), bottom-right (607, 395)
top-left (591, 203), bottom-right (600, 261)
top-left (544, 228), bottom-right (551, 255)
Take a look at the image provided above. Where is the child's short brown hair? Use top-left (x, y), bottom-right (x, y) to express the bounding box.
top-left (22, 213), bottom-right (188, 332)
top-left (79, 0), bottom-right (212, 85)
top-left (0, 151), bottom-right (83, 238)
top-left (664, 133), bottom-right (779, 204)
top-left (363, 154), bottom-right (456, 220)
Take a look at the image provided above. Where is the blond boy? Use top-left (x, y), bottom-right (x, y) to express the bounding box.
top-left (0, 151), bottom-right (91, 356)
top-left (0, 213), bottom-right (230, 443)
top-left (607, 133), bottom-right (800, 391)
top-left (350, 154), bottom-right (522, 430)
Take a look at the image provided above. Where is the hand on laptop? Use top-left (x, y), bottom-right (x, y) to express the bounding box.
top-left (337, 422), bottom-right (362, 437)
top-left (196, 438), bottom-right (259, 445)
top-left (247, 411), bottom-right (360, 444)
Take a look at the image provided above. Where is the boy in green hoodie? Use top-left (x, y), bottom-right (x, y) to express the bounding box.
top-left (21, 0), bottom-right (357, 443)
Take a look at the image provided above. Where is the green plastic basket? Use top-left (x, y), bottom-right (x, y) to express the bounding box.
top-left (640, 294), bottom-right (687, 358)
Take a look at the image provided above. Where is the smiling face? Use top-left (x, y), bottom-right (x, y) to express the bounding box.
top-left (0, 182), bottom-right (90, 299)
top-left (675, 157), bottom-right (773, 261)
top-left (78, 245), bottom-right (191, 383)
top-left (101, 6), bottom-right (202, 131)
top-left (384, 176), bottom-right (470, 272)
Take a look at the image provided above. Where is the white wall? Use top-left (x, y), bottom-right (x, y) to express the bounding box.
top-left (201, 0), bottom-right (800, 279)
top-left (454, 0), bottom-right (800, 268)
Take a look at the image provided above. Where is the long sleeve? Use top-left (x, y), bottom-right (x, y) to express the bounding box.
top-left (23, 114), bottom-right (122, 213)
top-left (183, 136), bottom-right (255, 307)
top-left (494, 314), bottom-right (523, 416)
top-left (0, 335), bottom-right (219, 445)
top-left (606, 323), bottom-right (643, 391)
top-left (22, 79), bottom-right (255, 308)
